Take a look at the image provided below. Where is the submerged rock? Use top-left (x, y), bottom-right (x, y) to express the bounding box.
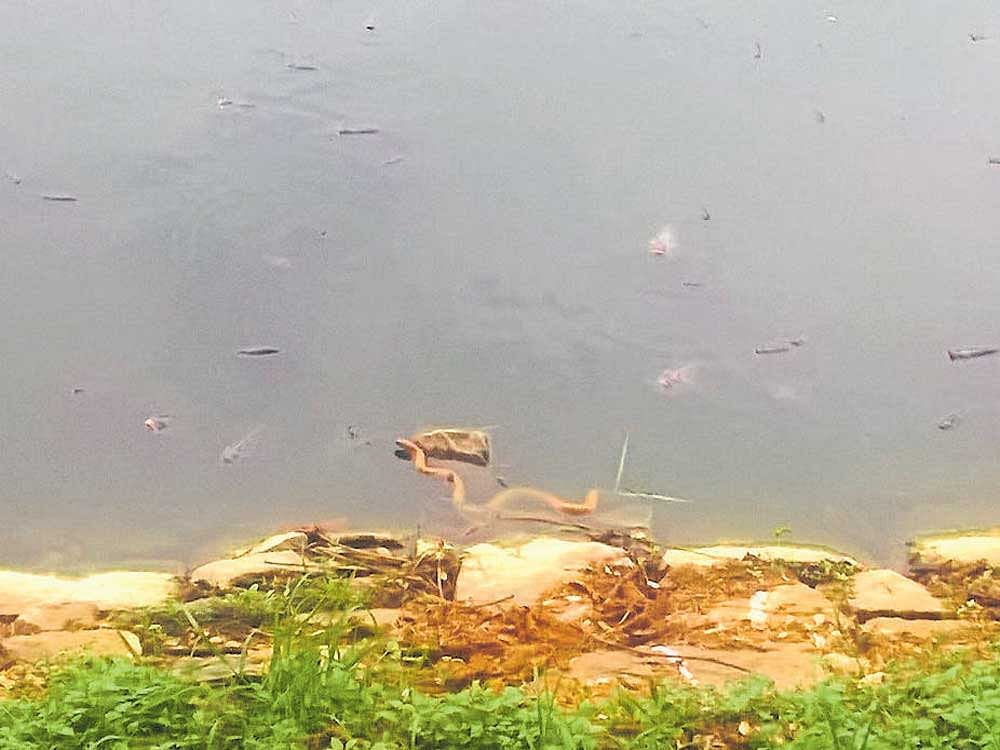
top-left (848, 569), bottom-right (949, 621)
top-left (455, 537), bottom-right (626, 605)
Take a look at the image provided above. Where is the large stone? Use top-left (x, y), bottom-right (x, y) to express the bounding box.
top-left (566, 643), bottom-right (824, 690)
top-left (236, 531), bottom-right (308, 557)
top-left (909, 529), bottom-right (1000, 570)
top-left (663, 544), bottom-right (856, 568)
top-left (861, 617), bottom-right (974, 640)
top-left (706, 583), bottom-right (836, 629)
top-left (0, 570), bottom-right (176, 631)
top-left (455, 537), bottom-right (625, 605)
top-left (189, 551), bottom-right (308, 588)
top-left (848, 569), bottom-right (949, 621)
top-left (2, 629), bottom-right (139, 662)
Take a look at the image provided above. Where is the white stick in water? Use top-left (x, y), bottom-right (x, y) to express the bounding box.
top-left (612, 429), bottom-right (693, 503)
top-left (614, 431), bottom-right (629, 493)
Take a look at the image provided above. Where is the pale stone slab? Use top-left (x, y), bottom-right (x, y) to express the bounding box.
top-left (455, 537), bottom-right (625, 605)
top-left (848, 569), bottom-right (948, 621)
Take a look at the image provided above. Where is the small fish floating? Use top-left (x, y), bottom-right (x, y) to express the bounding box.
top-left (41, 194), bottom-right (77, 202)
top-left (337, 127), bottom-right (380, 136)
top-left (648, 226), bottom-right (674, 256)
top-left (221, 425), bottom-right (263, 464)
top-left (237, 347), bottom-right (281, 356)
top-left (657, 367), bottom-right (693, 390)
top-left (937, 414), bottom-right (960, 431)
top-left (144, 415), bottom-right (171, 432)
top-left (755, 337), bottom-right (805, 355)
top-left (286, 62), bottom-right (318, 71)
top-left (948, 347), bottom-right (998, 361)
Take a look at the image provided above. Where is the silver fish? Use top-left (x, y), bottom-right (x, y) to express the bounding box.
top-left (221, 425), bottom-right (264, 465)
top-left (338, 127), bottom-right (379, 136)
top-left (937, 414), bottom-right (960, 431)
top-left (948, 347), bottom-right (998, 361)
top-left (755, 344), bottom-right (791, 355)
top-left (41, 194), bottom-right (77, 202)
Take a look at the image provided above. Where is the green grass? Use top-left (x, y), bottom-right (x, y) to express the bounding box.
top-left (5, 574), bottom-right (1000, 749)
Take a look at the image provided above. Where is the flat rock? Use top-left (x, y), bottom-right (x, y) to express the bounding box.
top-left (706, 583), bottom-right (835, 629)
top-left (2, 629), bottom-right (138, 662)
top-left (663, 544), bottom-right (856, 568)
top-left (189, 551), bottom-right (307, 588)
top-left (0, 570), bottom-right (176, 630)
top-left (862, 617), bottom-right (974, 640)
top-left (566, 643), bottom-right (823, 690)
top-left (848, 569), bottom-right (949, 621)
top-left (171, 648), bottom-right (271, 682)
top-left (455, 537), bottom-right (625, 605)
top-left (14, 601), bottom-right (101, 632)
top-left (236, 531), bottom-right (308, 557)
top-left (909, 529), bottom-right (1000, 570)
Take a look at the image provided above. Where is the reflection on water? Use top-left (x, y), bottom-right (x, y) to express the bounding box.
top-left (3, 0), bottom-right (1000, 570)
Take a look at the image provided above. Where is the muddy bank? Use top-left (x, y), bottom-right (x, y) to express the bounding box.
top-left (2, 525), bottom-right (999, 695)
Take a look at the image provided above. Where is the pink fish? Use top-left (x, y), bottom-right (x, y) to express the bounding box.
top-left (657, 367), bottom-right (693, 390)
top-left (144, 415), bottom-right (171, 432)
top-left (648, 226), bottom-right (675, 256)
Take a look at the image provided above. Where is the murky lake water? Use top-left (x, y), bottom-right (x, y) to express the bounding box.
top-left (4, 0), bottom-right (1000, 570)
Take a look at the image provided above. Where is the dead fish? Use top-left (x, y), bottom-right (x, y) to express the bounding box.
top-left (5, 171), bottom-right (21, 185)
top-left (937, 414), bottom-right (960, 431)
top-left (383, 156), bottom-right (404, 166)
top-left (970, 33), bottom-right (988, 42)
top-left (648, 225), bottom-right (675, 256)
top-left (144, 415), bottom-right (171, 432)
top-left (217, 97), bottom-right (234, 108)
top-left (221, 425), bottom-right (263, 464)
top-left (701, 207), bottom-right (711, 221)
top-left (756, 336), bottom-right (805, 355)
top-left (682, 281), bottom-right (704, 288)
top-left (753, 41), bottom-right (762, 60)
top-left (71, 387), bottom-right (85, 394)
top-left (338, 127), bottom-right (380, 136)
top-left (989, 157), bottom-right (1000, 166)
top-left (237, 347), bottom-right (280, 356)
top-left (948, 347), bottom-right (998, 361)
top-left (815, 109), bottom-right (826, 124)
top-left (657, 367), bottom-right (693, 390)
top-left (364, 14), bottom-right (376, 31)
top-left (286, 63), bottom-right (318, 71)
top-left (41, 194), bottom-right (77, 202)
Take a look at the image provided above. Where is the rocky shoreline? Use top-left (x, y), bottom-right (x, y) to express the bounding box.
top-left (3, 526), bottom-right (1000, 693)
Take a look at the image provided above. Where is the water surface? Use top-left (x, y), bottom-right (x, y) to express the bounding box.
top-left (4, 0), bottom-right (1000, 570)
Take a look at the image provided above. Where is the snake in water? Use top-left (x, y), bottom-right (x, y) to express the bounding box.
top-left (395, 438), bottom-right (599, 516)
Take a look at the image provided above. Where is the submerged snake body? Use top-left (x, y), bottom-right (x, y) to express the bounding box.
top-left (396, 438), bottom-right (599, 516)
